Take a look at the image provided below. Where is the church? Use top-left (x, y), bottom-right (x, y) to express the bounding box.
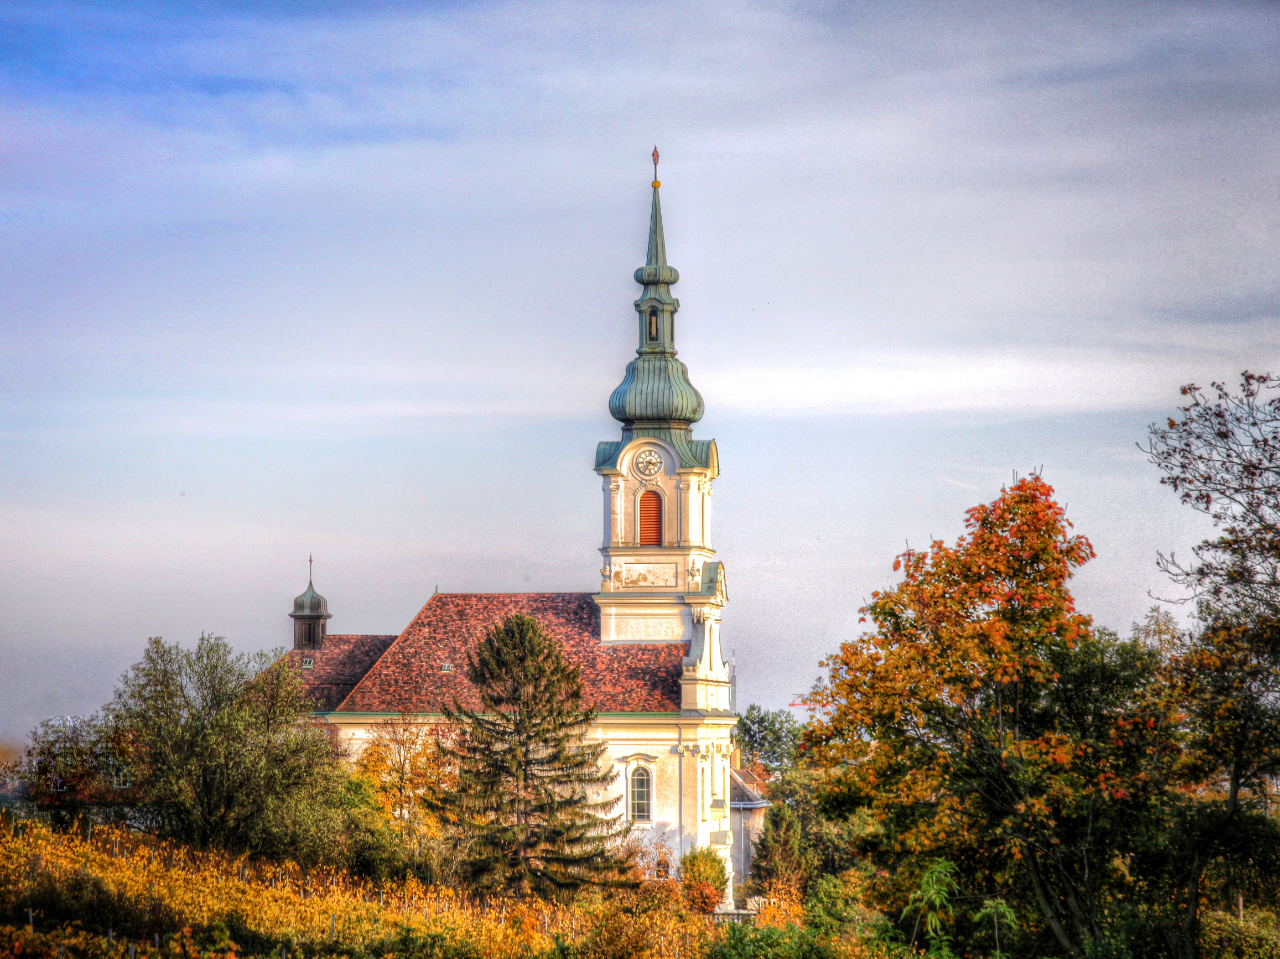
top-left (284, 164), bottom-right (765, 899)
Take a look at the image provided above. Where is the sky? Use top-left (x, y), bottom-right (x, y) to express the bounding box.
top-left (1, 0), bottom-right (1277, 741)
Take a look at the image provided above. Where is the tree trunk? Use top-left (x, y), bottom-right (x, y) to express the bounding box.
top-left (1026, 856), bottom-right (1082, 959)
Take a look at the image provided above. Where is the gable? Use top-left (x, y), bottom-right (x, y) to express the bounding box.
top-left (334, 592), bottom-right (685, 715)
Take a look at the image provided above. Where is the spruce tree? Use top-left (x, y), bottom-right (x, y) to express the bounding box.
top-left (751, 804), bottom-right (809, 899)
top-left (443, 613), bottom-right (628, 897)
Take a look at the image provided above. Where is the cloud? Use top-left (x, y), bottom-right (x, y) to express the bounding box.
top-left (0, 0), bottom-right (1276, 732)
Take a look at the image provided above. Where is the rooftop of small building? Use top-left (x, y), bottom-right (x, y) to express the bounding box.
top-left (284, 633), bottom-right (397, 711)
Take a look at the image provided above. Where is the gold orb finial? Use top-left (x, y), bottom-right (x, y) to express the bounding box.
top-left (651, 145), bottom-right (660, 187)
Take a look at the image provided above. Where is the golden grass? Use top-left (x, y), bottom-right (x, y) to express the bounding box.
top-left (0, 820), bottom-right (718, 959)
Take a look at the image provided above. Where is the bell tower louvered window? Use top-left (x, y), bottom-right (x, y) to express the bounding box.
top-left (639, 491), bottom-right (663, 546)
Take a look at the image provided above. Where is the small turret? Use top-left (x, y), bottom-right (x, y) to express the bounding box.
top-left (290, 557), bottom-right (332, 650)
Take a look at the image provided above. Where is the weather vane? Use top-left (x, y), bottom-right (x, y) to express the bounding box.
top-left (652, 146), bottom-right (660, 188)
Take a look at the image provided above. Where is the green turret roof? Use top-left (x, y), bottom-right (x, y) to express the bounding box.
top-left (606, 177), bottom-right (707, 459)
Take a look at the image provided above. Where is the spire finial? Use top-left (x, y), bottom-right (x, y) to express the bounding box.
top-left (651, 146), bottom-right (660, 188)
top-left (308, 554), bottom-right (313, 583)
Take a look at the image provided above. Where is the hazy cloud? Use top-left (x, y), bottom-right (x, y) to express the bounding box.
top-left (0, 0), bottom-right (1275, 736)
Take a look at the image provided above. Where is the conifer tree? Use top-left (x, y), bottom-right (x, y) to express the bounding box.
top-left (443, 613), bottom-right (628, 898)
top-left (750, 804), bottom-right (809, 899)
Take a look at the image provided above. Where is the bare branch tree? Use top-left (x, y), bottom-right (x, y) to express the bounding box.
top-left (1143, 372), bottom-right (1280, 622)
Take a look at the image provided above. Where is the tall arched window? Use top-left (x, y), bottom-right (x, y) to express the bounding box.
top-left (648, 309), bottom-right (659, 341)
top-left (630, 767), bottom-right (652, 822)
top-left (639, 491), bottom-right (662, 546)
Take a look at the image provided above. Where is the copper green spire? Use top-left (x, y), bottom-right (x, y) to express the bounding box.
top-left (607, 153), bottom-right (706, 454)
top-left (646, 146), bottom-right (668, 268)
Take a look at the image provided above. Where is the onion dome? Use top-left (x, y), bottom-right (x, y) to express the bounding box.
top-left (290, 578), bottom-right (332, 620)
top-left (608, 168), bottom-right (705, 430)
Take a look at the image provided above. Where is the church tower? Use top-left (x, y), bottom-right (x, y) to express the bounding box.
top-left (290, 561), bottom-right (332, 651)
top-left (594, 158), bottom-right (732, 716)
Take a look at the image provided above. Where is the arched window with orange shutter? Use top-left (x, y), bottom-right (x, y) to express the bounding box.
top-left (639, 491), bottom-right (663, 546)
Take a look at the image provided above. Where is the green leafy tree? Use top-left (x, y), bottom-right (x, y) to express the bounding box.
top-left (737, 704), bottom-right (804, 771)
top-left (443, 613), bottom-right (628, 898)
top-left (750, 804), bottom-right (809, 899)
top-left (16, 635), bottom-right (356, 866)
top-left (107, 635), bottom-right (351, 862)
top-left (903, 859), bottom-right (959, 956)
top-left (763, 766), bottom-right (869, 881)
top-left (974, 898), bottom-right (1017, 959)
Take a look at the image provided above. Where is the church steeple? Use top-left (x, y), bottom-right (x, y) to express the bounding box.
top-left (608, 152), bottom-right (705, 445)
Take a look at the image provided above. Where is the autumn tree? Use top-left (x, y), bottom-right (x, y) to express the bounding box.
top-left (13, 715), bottom-right (133, 829)
top-left (1131, 617), bottom-right (1280, 959)
top-left (1136, 374), bottom-right (1280, 957)
top-left (807, 477), bottom-right (1181, 958)
top-left (443, 613), bottom-right (629, 898)
top-left (1144, 371), bottom-right (1280, 622)
top-left (354, 711), bottom-right (464, 882)
top-left (680, 846), bottom-right (729, 914)
top-left (356, 712), bottom-right (448, 848)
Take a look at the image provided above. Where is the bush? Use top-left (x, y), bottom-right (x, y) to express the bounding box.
top-left (803, 874), bottom-right (860, 938)
top-left (708, 921), bottom-right (843, 959)
top-left (1202, 910), bottom-right (1280, 959)
top-left (680, 847), bottom-right (728, 914)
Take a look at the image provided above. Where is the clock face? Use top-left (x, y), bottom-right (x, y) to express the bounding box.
top-left (634, 449), bottom-right (663, 477)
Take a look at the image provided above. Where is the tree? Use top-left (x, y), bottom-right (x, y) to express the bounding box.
top-left (680, 845), bottom-right (729, 913)
top-left (355, 712), bottom-right (450, 848)
top-left (16, 635), bottom-right (355, 865)
top-left (761, 766), bottom-right (868, 881)
top-left (750, 804), bottom-right (809, 900)
top-left (903, 859), bottom-right (959, 955)
top-left (12, 714), bottom-right (133, 828)
top-left (1132, 606), bottom-right (1186, 660)
top-left (1144, 372), bottom-right (1280, 622)
top-left (736, 704), bottom-right (803, 771)
top-left (807, 477), bottom-right (1182, 958)
top-left (1140, 374), bottom-right (1280, 957)
top-left (105, 635), bottom-right (351, 862)
top-left (1135, 617), bottom-right (1280, 959)
top-left (443, 613), bottom-right (629, 898)
top-left (355, 711), bottom-right (464, 883)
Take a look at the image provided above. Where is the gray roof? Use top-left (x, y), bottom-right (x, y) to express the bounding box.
top-left (290, 580), bottom-right (332, 619)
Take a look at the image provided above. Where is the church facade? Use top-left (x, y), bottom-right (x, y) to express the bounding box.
top-left (286, 173), bottom-right (750, 897)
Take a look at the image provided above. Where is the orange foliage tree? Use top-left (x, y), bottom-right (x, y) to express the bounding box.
top-left (353, 711), bottom-right (460, 880)
top-left (807, 477), bottom-right (1183, 957)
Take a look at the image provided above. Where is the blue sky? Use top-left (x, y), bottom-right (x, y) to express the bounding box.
top-left (1, 0), bottom-right (1277, 739)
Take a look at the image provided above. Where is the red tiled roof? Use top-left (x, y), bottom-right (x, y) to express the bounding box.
top-left (287, 634), bottom-right (398, 711)
top-left (334, 593), bottom-right (685, 714)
